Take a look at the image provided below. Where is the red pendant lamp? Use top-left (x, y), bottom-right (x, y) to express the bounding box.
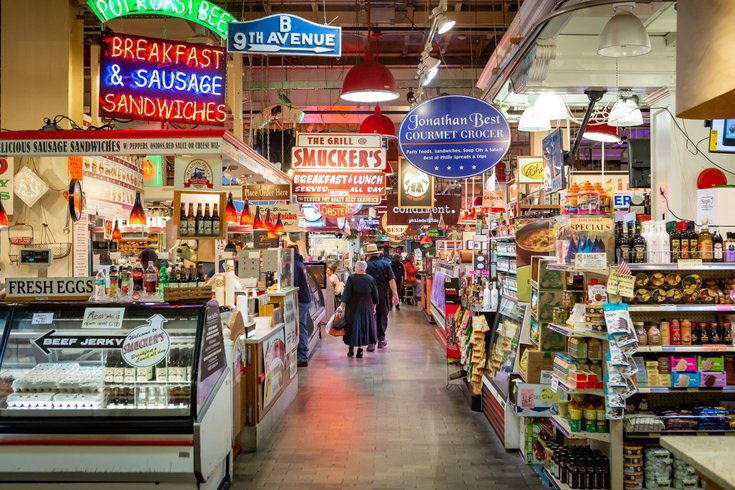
top-left (129, 191), bottom-right (146, 225)
top-left (252, 206), bottom-right (267, 231)
top-left (582, 123), bottom-right (621, 143)
top-left (0, 199), bottom-right (9, 228)
top-left (264, 209), bottom-right (274, 231)
top-left (224, 192), bottom-right (238, 223)
top-left (340, 0), bottom-right (399, 104)
top-left (240, 200), bottom-right (253, 226)
top-left (360, 105), bottom-right (396, 136)
top-left (111, 219), bottom-right (122, 241)
top-left (274, 213), bottom-right (286, 235)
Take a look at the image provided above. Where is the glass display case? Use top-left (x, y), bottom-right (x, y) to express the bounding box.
top-left (0, 302), bottom-right (225, 421)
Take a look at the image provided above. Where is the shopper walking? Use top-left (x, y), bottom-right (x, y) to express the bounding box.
top-left (390, 254), bottom-right (405, 311)
top-left (292, 246), bottom-right (313, 367)
top-left (336, 261), bottom-right (378, 359)
top-left (365, 244), bottom-right (399, 351)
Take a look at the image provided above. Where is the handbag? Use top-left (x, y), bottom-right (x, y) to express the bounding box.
top-left (328, 311), bottom-right (347, 337)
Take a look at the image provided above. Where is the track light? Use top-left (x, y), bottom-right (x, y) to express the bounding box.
top-left (436, 15), bottom-right (455, 34)
top-left (422, 66), bottom-right (439, 86)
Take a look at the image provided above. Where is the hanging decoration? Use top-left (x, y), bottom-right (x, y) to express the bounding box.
top-left (129, 191), bottom-right (146, 226)
top-left (224, 192), bottom-right (238, 223)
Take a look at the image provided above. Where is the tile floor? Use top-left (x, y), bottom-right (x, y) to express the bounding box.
top-left (233, 305), bottom-right (544, 490)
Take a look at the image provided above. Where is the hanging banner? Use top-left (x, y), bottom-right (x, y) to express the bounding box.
top-left (242, 183), bottom-right (291, 201)
top-left (86, 0), bottom-right (236, 39)
top-left (99, 33), bottom-right (227, 126)
top-left (517, 156), bottom-right (544, 184)
top-left (398, 95), bottom-right (511, 179)
top-left (291, 133), bottom-right (386, 172)
top-left (385, 194), bottom-right (461, 227)
top-left (83, 155), bottom-right (142, 218)
top-left (228, 14), bottom-right (341, 57)
top-left (397, 158), bottom-right (433, 209)
top-left (174, 156), bottom-right (222, 191)
top-left (293, 171), bottom-right (385, 204)
top-left (0, 157), bottom-right (14, 215)
top-left (314, 204), bottom-right (362, 218)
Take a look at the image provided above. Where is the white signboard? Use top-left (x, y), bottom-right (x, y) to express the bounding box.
top-left (174, 156), bottom-right (223, 191)
top-left (6, 277), bottom-right (94, 301)
top-left (82, 307), bottom-right (125, 329)
top-left (73, 213), bottom-right (89, 277)
top-left (121, 314), bottom-right (171, 368)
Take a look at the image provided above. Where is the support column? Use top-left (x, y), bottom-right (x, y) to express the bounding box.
top-left (0, 0), bottom-right (84, 278)
top-left (227, 55), bottom-right (244, 140)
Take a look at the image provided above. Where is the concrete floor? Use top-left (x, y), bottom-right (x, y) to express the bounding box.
top-left (233, 305), bottom-right (544, 490)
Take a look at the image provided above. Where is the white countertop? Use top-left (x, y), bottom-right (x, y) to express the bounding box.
top-left (266, 286), bottom-right (298, 297)
top-left (660, 436), bottom-right (735, 490)
top-left (243, 322), bottom-right (285, 343)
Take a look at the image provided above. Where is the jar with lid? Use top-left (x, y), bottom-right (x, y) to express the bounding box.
top-left (670, 319), bottom-right (681, 345)
top-left (681, 320), bottom-right (692, 345)
top-left (634, 322), bottom-right (648, 345)
top-left (659, 321), bottom-right (670, 346)
top-left (647, 323), bottom-right (661, 345)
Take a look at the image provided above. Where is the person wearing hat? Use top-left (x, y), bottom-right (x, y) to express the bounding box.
top-left (365, 243), bottom-right (399, 351)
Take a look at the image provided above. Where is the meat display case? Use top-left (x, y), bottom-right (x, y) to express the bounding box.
top-left (0, 301), bottom-right (231, 489)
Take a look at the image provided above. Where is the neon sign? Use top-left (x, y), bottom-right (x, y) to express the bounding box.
top-left (87, 0), bottom-right (235, 40)
top-left (99, 33), bottom-right (227, 126)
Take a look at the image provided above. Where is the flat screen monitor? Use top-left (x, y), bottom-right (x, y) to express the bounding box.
top-left (542, 128), bottom-right (565, 194)
top-left (709, 119), bottom-right (735, 153)
top-left (305, 262), bottom-right (327, 289)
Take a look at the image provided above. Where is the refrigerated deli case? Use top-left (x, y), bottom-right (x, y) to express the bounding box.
top-left (0, 302), bottom-right (232, 489)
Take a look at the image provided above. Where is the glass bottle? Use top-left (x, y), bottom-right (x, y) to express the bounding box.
top-left (131, 259), bottom-right (144, 292)
top-left (212, 203), bottom-right (220, 236)
top-left (687, 222), bottom-right (699, 260)
top-left (713, 227), bottom-right (724, 262)
top-left (203, 203), bottom-right (212, 236)
top-left (178, 202), bottom-right (188, 237)
top-left (195, 203), bottom-right (204, 236)
top-left (120, 262), bottom-right (131, 296)
top-left (669, 221), bottom-right (681, 262)
top-left (94, 268), bottom-right (107, 300)
top-left (631, 220), bottom-right (646, 263)
top-left (189, 265), bottom-right (196, 288)
top-left (678, 221), bottom-right (689, 260)
top-left (108, 265), bottom-right (118, 297)
top-left (196, 263), bottom-right (206, 286)
top-left (698, 221), bottom-right (714, 262)
top-left (727, 233), bottom-right (735, 262)
top-left (186, 203), bottom-right (196, 236)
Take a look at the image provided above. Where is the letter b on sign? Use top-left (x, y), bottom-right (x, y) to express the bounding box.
top-left (279, 15), bottom-right (291, 32)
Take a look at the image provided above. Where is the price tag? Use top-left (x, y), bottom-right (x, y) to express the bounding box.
top-left (678, 259), bottom-right (703, 268)
top-left (614, 272), bottom-right (635, 298)
top-left (550, 376), bottom-right (559, 392)
top-left (81, 307), bottom-right (125, 329)
top-left (574, 253), bottom-right (608, 270)
top-left (32, 313), bottom-right (54, 325)
top-left (710, 129), bottom-right (719, 152)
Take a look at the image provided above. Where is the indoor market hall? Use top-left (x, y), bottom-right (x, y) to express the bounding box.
top-left (234, 305), bottom-right (543, 490)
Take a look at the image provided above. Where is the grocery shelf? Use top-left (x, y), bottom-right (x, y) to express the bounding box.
top-left (627, 304), bottom-right (735, 313)
top-left (548, 323), bottom-right (609, 341)
top-left (637, 345), bottom-right (735, 353)
top-left (637, 386), bottom-right (735, 394)
top-left (552, 375), bottom-right (605, 396)
top-left (625, 430), bottom-right (735, 438)
top-left (550, 415), bottom-right (612, 443)
top-left (543, 468), bottom-right (571, 490)
top-left (628, 263), bottom-right (735, 271)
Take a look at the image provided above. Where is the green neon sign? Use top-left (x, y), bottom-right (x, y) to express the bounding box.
top-left (86, 0), bottom-right (236, 39)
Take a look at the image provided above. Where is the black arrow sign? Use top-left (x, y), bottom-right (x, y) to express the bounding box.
top-left (33, 329), bottom-right (127, 355)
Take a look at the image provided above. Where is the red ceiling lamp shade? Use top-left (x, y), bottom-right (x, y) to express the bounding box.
top-left (340, 0), bottom-right (399, 104)
top-left (111, 220), bottom-right (122, 241)
top-left (582, 123), bottom-right (621, 143)
top-left (360, 105), bottom-right (396, 136)
top-left (240, 200), bottom-right (253, 226)
top-left (274, 213), bottom-right (286, 235)
top-left (224, 192), bottom-right (238, 223)
top-left (252, 206), bottom-right (267, 231)
top-left (420, 234), bottom-right (433, 246)
top-left (697, 168), bottom-right (727, 189)
top-left (129, 191), bottom-right (146, 225)
top-left (264, 209), bottom-right (274, 231)
top-left (0, 200), bottom-right (9, 229)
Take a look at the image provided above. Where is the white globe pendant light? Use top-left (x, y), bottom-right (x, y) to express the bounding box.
top-left (518, 106), bottom-right (551, 132)
top-left (608, 97), bottom-right (643, 127)
top-left (533, 94), bottom-right (568, 120)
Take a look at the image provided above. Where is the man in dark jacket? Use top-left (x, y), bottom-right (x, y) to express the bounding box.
top-left (390, 254), bottom-right (405, 311)
top-left (365, 244), bottom-right (399, 351)
top-left (292, 246), bottom-right (313, 367)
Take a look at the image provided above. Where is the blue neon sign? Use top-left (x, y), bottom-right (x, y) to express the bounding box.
top-left (228, 14), bottom-right (342, 57)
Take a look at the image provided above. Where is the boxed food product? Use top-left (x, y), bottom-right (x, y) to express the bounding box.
top-left (670, 356), bottom-right (697, 373)
top-left (568, 337), bottom-right (588, 359)
top-left (698, 356), bottom-right (725, 372)
top-left (672, 372), bottom-right (700, 388)
top-left (700, 371), bottom-right (727, 388)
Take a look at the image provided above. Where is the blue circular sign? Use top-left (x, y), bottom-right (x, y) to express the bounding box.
top-left (398, 95), bottom-right (511, 179)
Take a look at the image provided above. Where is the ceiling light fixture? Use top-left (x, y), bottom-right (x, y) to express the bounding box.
top-left (111, 220), bottom-right (122, 241)
top-left (518, 106), bottom-right (551, 132)
top-left (597, 2), bottom-right (651, 57)
top-left (608, 93), bottom-right (644, 127)
top-left (533, 94), bottom-right (568, 120)
top-left (340, 0), bottom-right (399, 103)
top-left (583, 123), bottom-right (621, 143)
top-left (432, 0), bottom-right (455, 35)
top-left (360, 105), bottom-right (396, 136)
top-left (421, 66), bottom-right (439, 86)
top-left (129, 191), bottom-right (146, 226)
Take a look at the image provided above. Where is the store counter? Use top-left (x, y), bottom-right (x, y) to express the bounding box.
top-left (0, 301), bottom-right (231, 489)
top-left (660, 436), bottom-right (735, 490)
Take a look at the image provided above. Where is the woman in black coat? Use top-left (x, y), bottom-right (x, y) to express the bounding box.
top-left (337, 260), bottom-right (379, 359)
